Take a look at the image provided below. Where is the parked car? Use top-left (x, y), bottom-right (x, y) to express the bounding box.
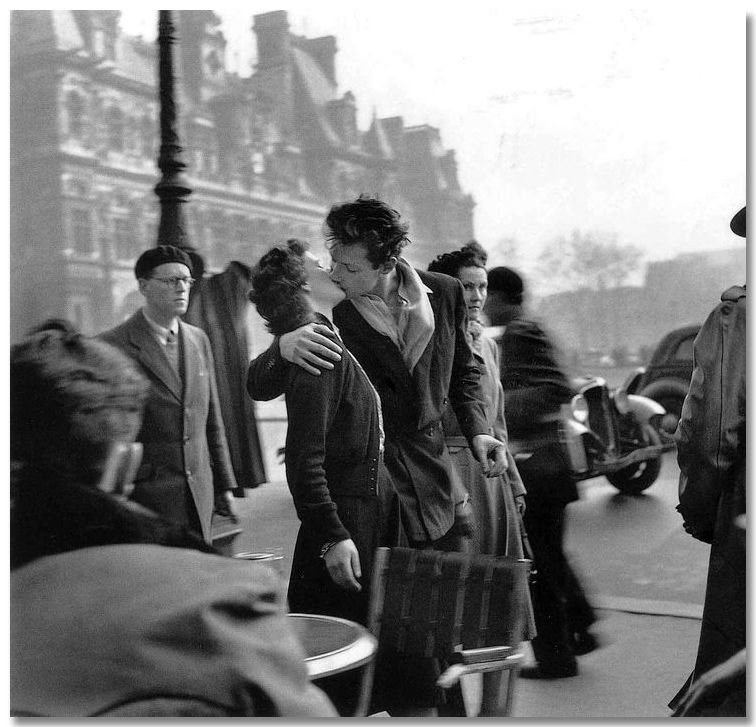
top-left (624, 324), bottom-right (700, 431)
top-left (510, 375), bottom-right (676, 496)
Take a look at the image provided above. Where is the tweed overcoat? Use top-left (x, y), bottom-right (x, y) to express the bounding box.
top-left (102, 310), bottom-right (237, 541)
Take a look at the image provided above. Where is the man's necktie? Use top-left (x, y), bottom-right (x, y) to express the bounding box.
top-left (165, 329), bottom-right (180, 374)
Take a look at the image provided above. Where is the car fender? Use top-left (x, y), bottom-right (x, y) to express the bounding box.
top-left (627, 393), bottom-right (666, 424)
top-left (639, 377), bottom-right (690, 403)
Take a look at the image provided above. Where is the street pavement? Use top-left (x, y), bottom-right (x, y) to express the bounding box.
top-left (229, 449), bottom-right (707, 719)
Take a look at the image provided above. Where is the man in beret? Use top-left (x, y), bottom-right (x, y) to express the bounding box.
top-left (101, 245), bottom-right (238, 542)
top-left (485, 266), bottom-right (597, 679)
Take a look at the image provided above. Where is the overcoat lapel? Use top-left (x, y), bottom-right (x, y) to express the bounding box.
top-left (411, 287), bottom-right (440, 397)
top-left (180, 323), bottom-right (199, 406)
top-left (127, 312), bottom-right (183, 402)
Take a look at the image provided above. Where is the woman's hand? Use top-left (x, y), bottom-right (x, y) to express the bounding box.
top-left (323, 539), bottom-right (362, 592)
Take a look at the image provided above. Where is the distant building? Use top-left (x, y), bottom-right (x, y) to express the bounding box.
top-left (10, 9), bottom-right (475, 342)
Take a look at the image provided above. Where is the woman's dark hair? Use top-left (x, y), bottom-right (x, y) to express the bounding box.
top-left (249, 239), bottom-right (316, 336)
top-left (11, 319), bottom-right (149, 487)
top-left (324, 195), bottom-right (410, 267)
top-left (427, 240), bottom-right (488, 278)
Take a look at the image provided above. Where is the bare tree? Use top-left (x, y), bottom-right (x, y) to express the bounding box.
top-left (536, 229), bottom-right (643, 293)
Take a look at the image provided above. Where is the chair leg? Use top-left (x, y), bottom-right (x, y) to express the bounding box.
top-left (436, 681), bottom-right (467, 717)
top-left (478, 670), bottom-right (508, 717)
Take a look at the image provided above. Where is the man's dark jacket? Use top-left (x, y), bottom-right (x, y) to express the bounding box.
top-left (495, 312), bottom-right (577, 504)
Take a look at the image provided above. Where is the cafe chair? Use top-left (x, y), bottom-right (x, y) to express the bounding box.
top-left (363, 546), bottom-right (532, 717)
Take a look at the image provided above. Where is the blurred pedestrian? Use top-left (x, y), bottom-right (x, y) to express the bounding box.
top-left (101, 245), bottom-right (238, 542)
top-left (485, 266), bottom-right (598, 679)
top-left (248, 196), bottom-right (507, 716)
top-left (668, 206), bottom-right (746, 717)
top-left (428, 241), bottom-right (536, 714)
top-left (10, 320), bottom-right (335, 717)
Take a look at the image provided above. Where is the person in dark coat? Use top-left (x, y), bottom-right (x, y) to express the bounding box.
top-left (101, 245), bottom-right (238, 542)
top-left (249, 240), bottom-right (401, 623)
top-left (428, 242), bottom-right (536, 715)
top-left (668, 206), bottom-right (746, 717)
top-left (249, 239), bottom-right (402, 715)
top-left (247, 197), bottom-right (508, 715)
top-left (10, 320), bottom-right (336, 718)
top-left (485, 266), bottom-right (597, 679)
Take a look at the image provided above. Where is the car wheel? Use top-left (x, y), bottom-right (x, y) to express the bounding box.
top-left (606, 424), bottom-right (663, 495)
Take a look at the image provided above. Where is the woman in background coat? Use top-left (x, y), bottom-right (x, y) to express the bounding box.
top-left (428, 242), bottom-right (535, 714)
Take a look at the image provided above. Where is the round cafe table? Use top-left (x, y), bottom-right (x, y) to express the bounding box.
top-left (288, 613), bottom-right (377, 680)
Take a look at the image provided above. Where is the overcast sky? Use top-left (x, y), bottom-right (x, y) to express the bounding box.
top-left (120, 2), bottom-right (747, 272)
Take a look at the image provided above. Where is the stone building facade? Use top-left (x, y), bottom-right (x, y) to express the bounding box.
top-left (10, 9), bottom-right (475, 343)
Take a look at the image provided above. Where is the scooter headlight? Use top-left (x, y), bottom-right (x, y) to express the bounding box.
top-left (571, 394), bottom-right (589, 423)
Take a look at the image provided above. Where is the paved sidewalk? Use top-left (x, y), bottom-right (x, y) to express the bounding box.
top-left (229, 482), bottom-right (702, 719)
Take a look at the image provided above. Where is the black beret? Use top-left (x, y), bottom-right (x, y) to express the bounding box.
top-left (487, 266), bottom-right (524, 304)
top-left (134, 245), bottom-right (193, 280)
top-left (730, 206), bottom-right (746, 238)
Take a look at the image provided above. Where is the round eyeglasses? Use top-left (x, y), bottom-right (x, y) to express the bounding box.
top-left (150, 276), bottom-right (196, 288)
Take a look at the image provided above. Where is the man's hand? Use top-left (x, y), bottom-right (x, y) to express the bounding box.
top-left (279, 322), bottom-right (342, 375)
top-left (472, 434), bottom-right (508, 478)
top-left (214, 490), bottom-right (239, 522)
top-left (324, 539), bottom-right (362, 592)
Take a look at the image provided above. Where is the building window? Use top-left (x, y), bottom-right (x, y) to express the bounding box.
top-left (114, 217), bottom-right (136, 261)
top-left (106, 106), bottom-right (124, 152)
top-left (71, 208), bottom-right (94, 254)
top-left (66, 91), bottom-right (86, 140)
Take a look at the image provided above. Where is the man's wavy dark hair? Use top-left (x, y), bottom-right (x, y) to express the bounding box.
top-left (324, 195), bottom-right (410, 267)
top-left (249, 239), bottom-right (316, 337)
top-left (427, 240), bottom-right (488, 278)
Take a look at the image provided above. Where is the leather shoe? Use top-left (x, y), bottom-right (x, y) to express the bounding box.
top-left (519, 663), bottom-right (578, 679)
top-left (572, 630), bottom-right (600, 656)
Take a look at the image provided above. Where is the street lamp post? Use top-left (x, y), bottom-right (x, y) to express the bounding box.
top-left (155, 10), bottom-right (193, 253)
